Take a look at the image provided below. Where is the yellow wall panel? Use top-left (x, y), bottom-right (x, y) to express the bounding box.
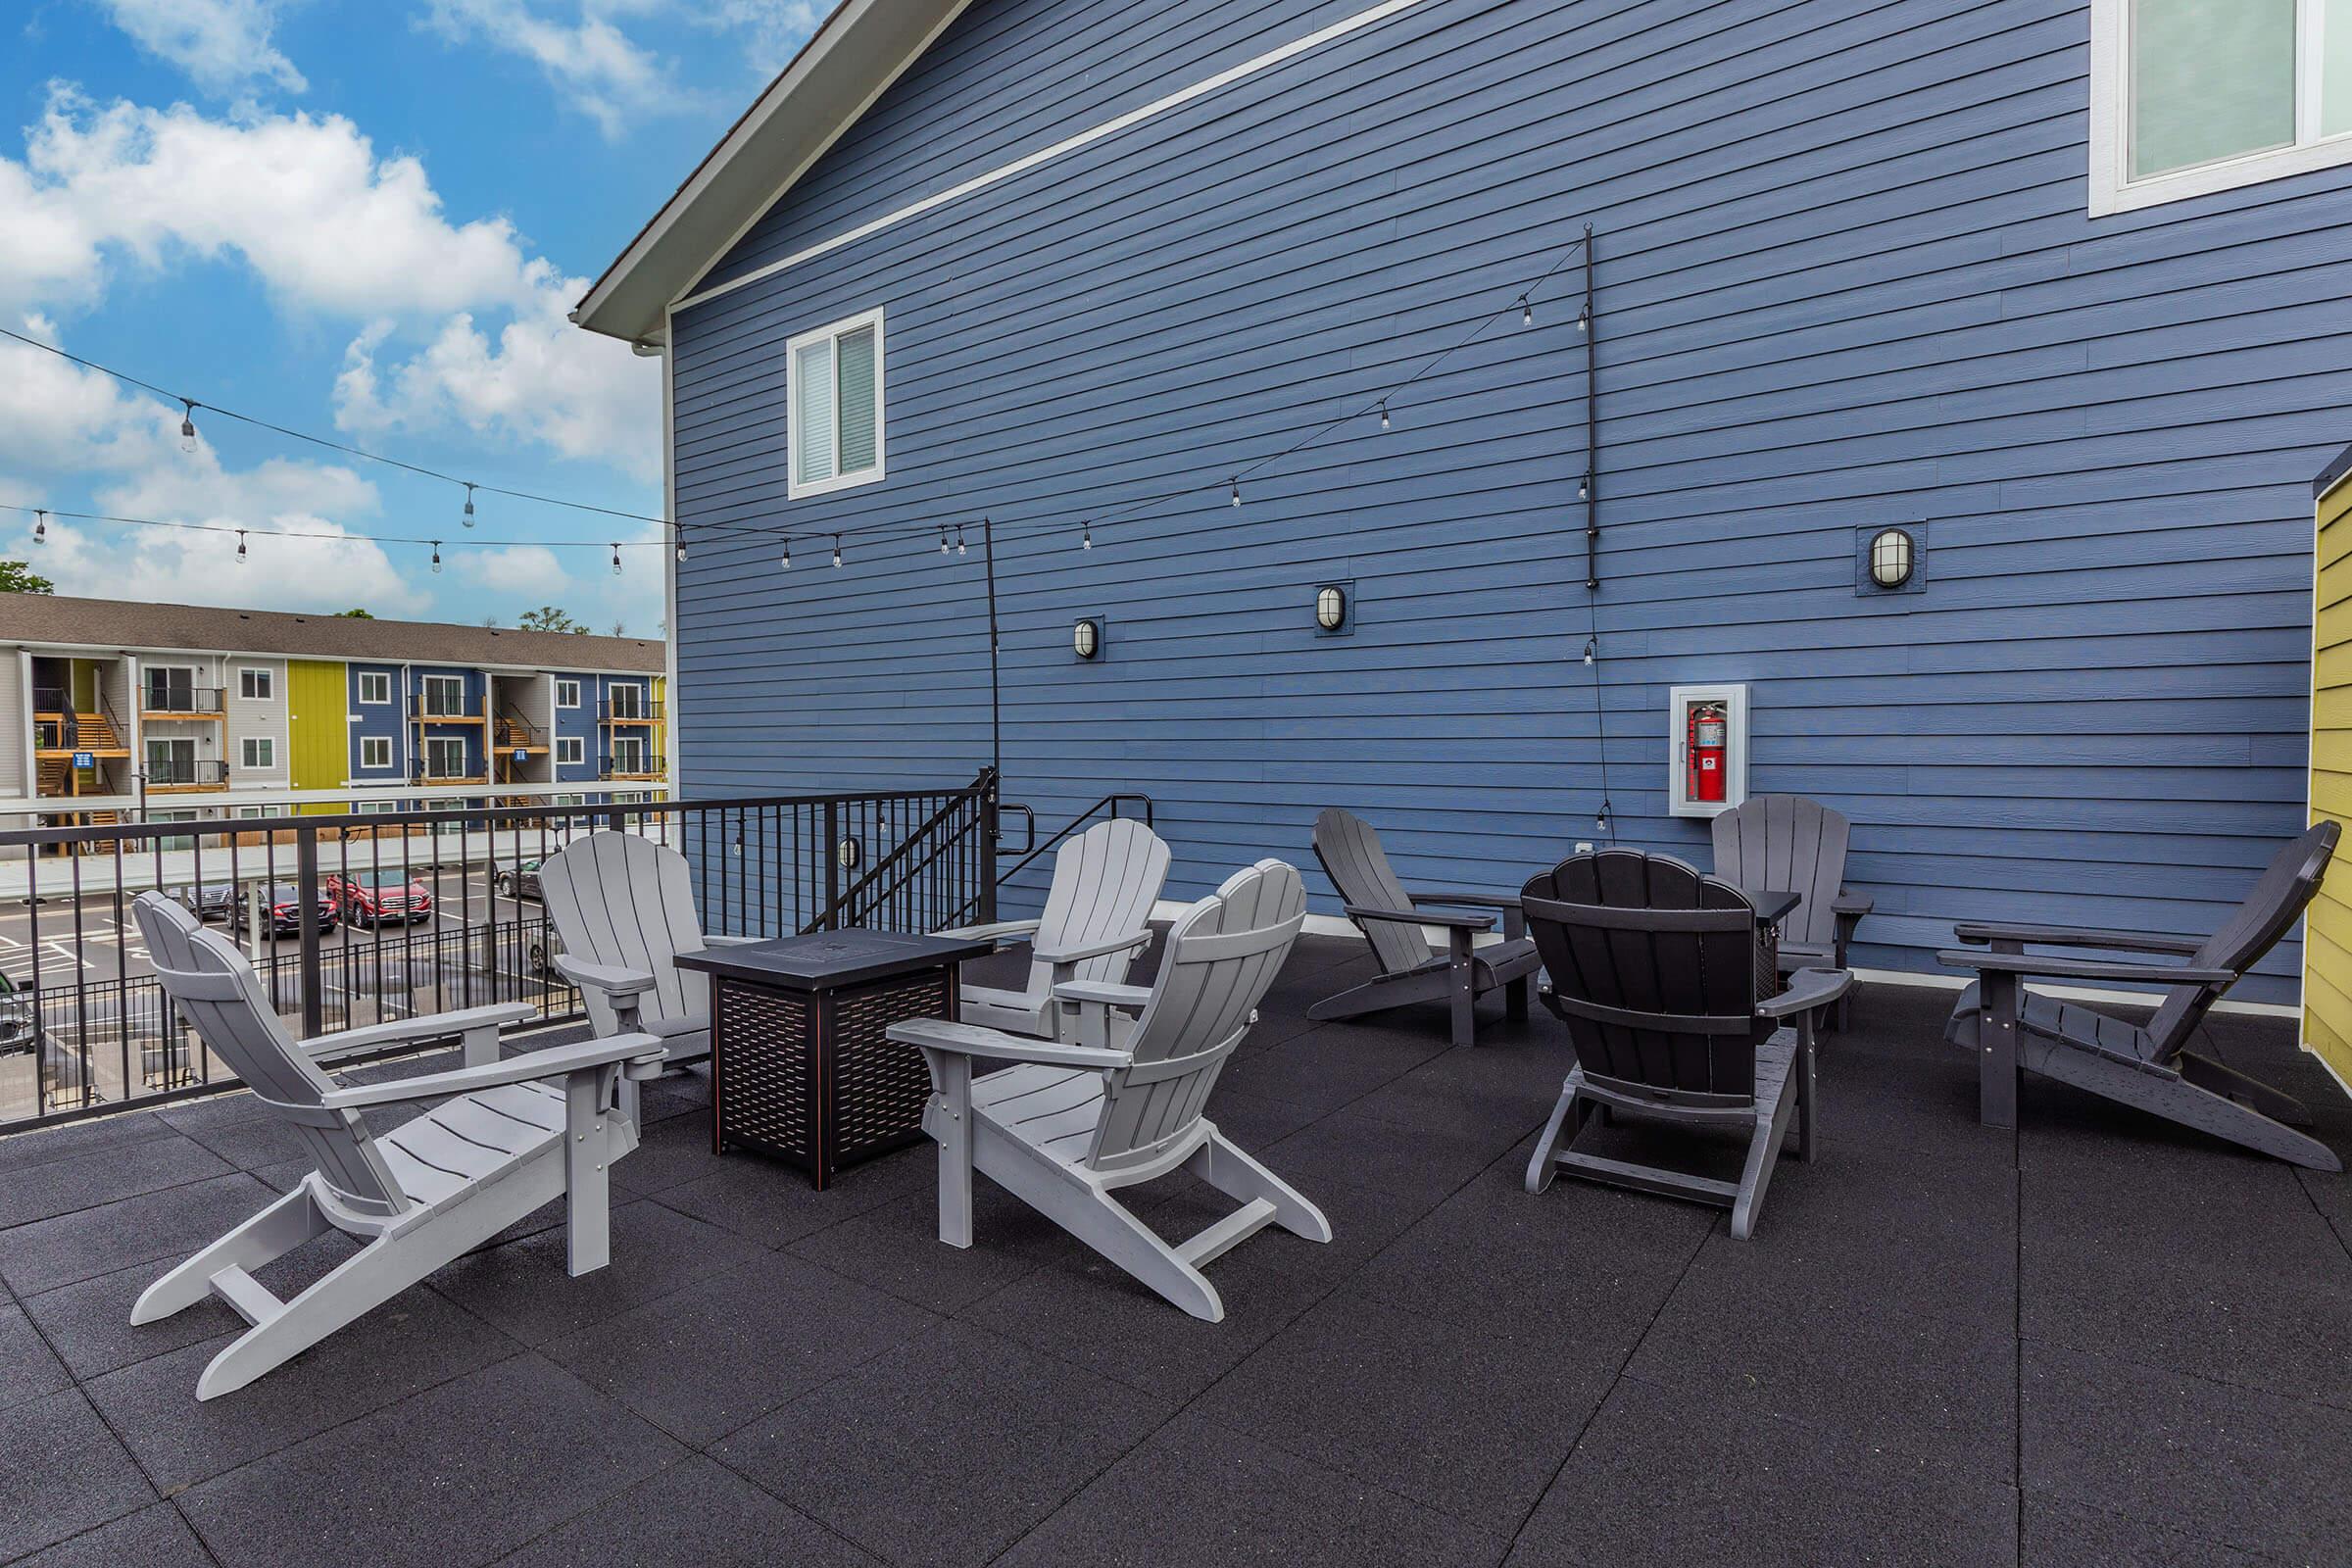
top-left (285, 661), bottom-right (347, 809)
top-left (2308, 463), bottom-right (2352, 1093)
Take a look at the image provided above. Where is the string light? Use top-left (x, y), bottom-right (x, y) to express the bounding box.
top-left (1582, 638), bottom-right (1595, 665)
top-left (429, 540), bottom-right (441, 574)
top-left (235, 529), bottom-right (248, 565)
top-left (674, 530), bottom-right (688, 564)
top-left (778, 537), bottom-right (792, 570)
top-left (462, 483), bottom-right (477, 527)
top-left (955, 523), bottom-right (967, 557)
top-left (1519, 296), bottom-right (1534, 326)
top-left (179, 400), bottom-right (198, 454)
top-left (938, 525), bottom-right (952, 555)
top-left (611, 543), bottom-right (622, 575)
top-left (1595, 801), bottom-right (1611, 835)
top-left (1081, 519), bottom-right (1093, 550)
top-left (1230, 479), bottom-right (1241, 507)
top-left (31, 511), bottom-right (44, 545)
top-left (832, 534), bottom-right (844, 568)
top-left (1578, 473), bottom-right (1590, 501)
top-left (1578, 298), bottom-right (1592, 332)
top-left (1378, 401), bottom-right (1391, 430)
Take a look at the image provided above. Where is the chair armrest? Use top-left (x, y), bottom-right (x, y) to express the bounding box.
top-left (933, 919), bottom-right (1043, 946)
top-left (320, 1033), bottom-right (668, 1110)
top-left (1409, 890), bottom-right (1521, 911)
top-left (1052, 980), bottom-right (1152, 1011)
top-left (1832, 892), bottom-right (1874, 918)
top-left (1936, 950), bottom-right (2235, 986)
top-left (1346, 903), bottom-right (1493, 932)
top-left (702, 934), bottom-right (761, 949)
top-left (1949, 921), bottom-right (2200, 955)
top-left (886, 1016), bottom-right (1129, 1069)
top-left (1758, 967), bottom-right (1852, 1018)
top-left (1033, 928), bottom-right (1153, 966)
top-left (302, 1002), bottom-right (536, 1063)
top-left (553, 956), bottom-right (660, 997)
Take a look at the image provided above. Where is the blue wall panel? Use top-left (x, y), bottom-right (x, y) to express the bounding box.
top-left (666, 0), bottom-right (2352, 999)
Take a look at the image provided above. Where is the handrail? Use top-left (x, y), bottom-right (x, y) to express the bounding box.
top-left (994, 793), bottom-right (1155, 889)
top-left (141, 686), bottom-right (225, 714)
top-left (808, 769), bottom-right (994, 930)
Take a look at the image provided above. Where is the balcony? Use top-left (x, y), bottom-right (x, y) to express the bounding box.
top-left (410, 696), bottom-right (483, 723)
top-left (140, 686), bottom-right (225, 720)
top-left (599, 697), bottom-right (665, 725)
top-left (409, 766), bottom-right (491, 787)
top-left (599, 752), bottom-right (667, 780)
top-left (145, 759), bottom-right (230, 793)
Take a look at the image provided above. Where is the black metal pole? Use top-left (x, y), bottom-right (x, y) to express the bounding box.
top-left (1583, 223), bottom-right (1599, 591)
top-left (982, 515), bottom-right (1002, 784)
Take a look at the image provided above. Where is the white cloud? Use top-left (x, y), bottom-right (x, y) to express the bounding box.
top-left (457, 542), bottom-right (568, 596)
top-left (91, 0), bottom-right (308, 98)
top-left (8, 516), bottom-right (430, 616)
top-left (700, 0), bottom-right (826, 74)
top-left (423, 0), bottom-right (675, 139)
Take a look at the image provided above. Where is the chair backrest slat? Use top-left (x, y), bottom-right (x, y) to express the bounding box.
top-left (1312, 808), bottom-right (1433, 975)
top-left (1087, 860), bottom-right (1305, 1173)
top-left (131, 894), bottom-right (406, 1215)
top-left (1522, 851), bottom-right (1769, 1100)
top-left (539, 831), bottom-right (710, 1033)
top-left (1710, 794), bottom-right (1850, 952)
top-left (1017, 819), bottom-right (1172, 1004)
top-left (2142, 821), bottom-right (2338, 1060)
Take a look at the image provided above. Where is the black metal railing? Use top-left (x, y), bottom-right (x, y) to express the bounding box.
top-left (142, 686), bottom-right (224, 715)
top-left (410, 764), bottom-right (490, 785)
top-left (599, 753), bottom-right (668, 779)
top-left (410, 694), bottom-right (478, 720)
top-left (0, 771), bottom-right (998, 1134)
top-left (145, 759), bottom-right (230, 789)
top-left (600, 698), bottom-right (665, 722)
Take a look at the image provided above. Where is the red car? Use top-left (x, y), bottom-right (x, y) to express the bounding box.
top-left (325, 873), bottom-right (434, 927)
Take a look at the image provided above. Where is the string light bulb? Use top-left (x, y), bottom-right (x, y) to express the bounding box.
top-left (779, 537), bottom-right (792, 570)
top-left (938, 525), bottom-right (952, 555)
top-left (31, 511), bottom-right (45, 545)
top-left (1520, 297), bottom-right (1534, 326)
top-left (462, 483), bottom-right (477, 527)
top-left (673, 530), bottom-right (688, 564)
top-left (1578, 298), bottom-right (1592, 332)
top-left (1582, 638), bottom-right (1595, 665)
top-left (832, 534), bottom-right (845, 568)
top-left (179, 400), bottom-right (198, 454)
top-left (1378, 401), bottom-right (1391, 430)
top-left (1578, 473), bottom-right (1590, 501)
top-left (1230, 478), bottom-right (1241, 507)
top-left (429, 540), bottom-right (441, 574)
top-left (610, 543), bottom-right (621, 576)
top-left (235, 529), bottom-right (248, 565)
top-left (1595, 801), bottom-right (1612, 835)
top-left (955, 523), bottom-right (967, 557)
top-left (1081, 520), bottom-right (1093, 550)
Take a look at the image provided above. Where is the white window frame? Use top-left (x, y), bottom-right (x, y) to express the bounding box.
top-left (2091, 0), bottom-right (2352, 215)
top-left (237, 666), bottom-right (272, 702)
top-left (555, 678), bottom-right (582, 710)
top-left (240, 737), bottom-right (275, 770)
top-left (357, 670), bottom-right (392, 705)
top-left (235, 805), bottom-right (283, 820)
top-left (353, 800), bottom-right (397, 815)
top-left (609, 735), bottom-right (647, 775)
top-left (785, 307), bottom-right (886, 500)
top-left (144, 663), bottom-right (200, 710)
top-left (556, 736), bottom-right (585, 766)
top-left (419, 673), bottom-right (466, 717)
top-left (359, 735), bottom-right (393, 770)
top-left (423, 736), bottom-right (467, 779)
top-left (608, 682), bottom-right (643, 719)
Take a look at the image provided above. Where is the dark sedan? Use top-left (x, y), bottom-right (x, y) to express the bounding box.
top-left (178, 883), bottom-right (238, 922)
top-left (495, 859), bottom-right (543, 901)
top-left (229, 885), bottom-right (340, 939)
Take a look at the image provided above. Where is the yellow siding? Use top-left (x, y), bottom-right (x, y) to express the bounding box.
top-left (285, 661), bottom-right (347, 814)
top-left (2307, 466), bottom-right (2352, 1091)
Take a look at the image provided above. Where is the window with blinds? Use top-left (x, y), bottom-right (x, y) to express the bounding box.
top-left (787, 308), bottom-right (886, 498)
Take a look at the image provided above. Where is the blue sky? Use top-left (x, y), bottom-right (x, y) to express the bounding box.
top-left (0, 0), bottom-right (825, 633)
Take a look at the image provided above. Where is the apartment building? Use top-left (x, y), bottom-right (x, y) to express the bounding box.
top-left (0, 596), bottom-right (666, 829)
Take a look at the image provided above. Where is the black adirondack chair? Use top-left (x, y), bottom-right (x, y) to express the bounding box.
top-left (1521, 850), bottom-right (1849, 1239)
top-left (1308, 807), bottom-right (1540, 1049)
top-left (1710, 793), bottom-right (1872, 1027)
top-left (1940, 821), bottom-right (2340, 1170)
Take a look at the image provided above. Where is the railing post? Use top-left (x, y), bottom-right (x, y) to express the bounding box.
top-left (822, 800), bottom-right (841, 931)
top-left (979, 771), bottom-right (1000, 925)
top-left (296, 824), bottom-right (323, 1038)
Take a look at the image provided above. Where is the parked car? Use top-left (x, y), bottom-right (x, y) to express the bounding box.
top-left (178, 883), bottom-right (238, 922)
top-left (230, 885), bottom-right (339, 940)
top-left (0, 973), bottom-right (37, 1055)
top-left (325, 872), bottom-right (434, 928)
top-left (495, 859), bottom-right (543, 901)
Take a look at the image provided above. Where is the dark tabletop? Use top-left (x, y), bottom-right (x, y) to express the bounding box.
top-left (674, 928), bottom-right (997, 991)
top-left (1752, 890), bottom-right (1802, 924)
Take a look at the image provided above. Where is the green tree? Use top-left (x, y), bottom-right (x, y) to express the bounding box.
top-left (0, 557), bottom-right (56, 594)
top-left (334, 607), bottom-right (373, 618)
top-left (517, 605), bottom-right (588, 634)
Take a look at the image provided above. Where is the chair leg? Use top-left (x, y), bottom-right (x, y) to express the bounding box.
top-left (924, 1050), bottom-right (974, 1250)
top-left (1036, 1174), bottom-right (1224, 1321)
top-left (1526, 1077), bottom-right (1584, 1194)
top-left (1977, 968), bottom-right (2020, 1130)
top-left (1793, 1013), bottom-right (1818, 1162)
top-left (1189, 1130), bottom-right (1332, 1243)
top-left (133, 1184), bottom-right (329, 1325)
top-left (1505, 972), bottom-right (1529, 1021)
top-left (1730, 1106), bottom-right (1789, 1242)
top-left (1447, 930), bottom-right (1476, 1049)
top-left (564, 1067), bottom-right (614, 1278)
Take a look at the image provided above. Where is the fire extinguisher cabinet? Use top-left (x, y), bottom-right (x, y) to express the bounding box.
top-left (1668, 683), bottom-right (1749, 818)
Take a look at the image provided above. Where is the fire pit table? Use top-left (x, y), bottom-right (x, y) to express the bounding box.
top-left (675, 928), bottom-right (995, 1189)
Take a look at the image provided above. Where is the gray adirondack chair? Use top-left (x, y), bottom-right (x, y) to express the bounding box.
top-left (1940, 821), bottom-right (2341, 1170)
top-left (1520, 851), bottom-right (1848, 1240)
top-left (129, 893), bottom-right (666, 1399)
top-left (537, 830), bottom-right (757, 1067)
top-left (1308, 807), bottom-right (1540, 1048)
top-left (889, 859), bottom-right (1326, 1321)
top-left (1710, 794), bottom-right (1872, 1028)
top-left (938, 816), bottom-right (1171, 1040)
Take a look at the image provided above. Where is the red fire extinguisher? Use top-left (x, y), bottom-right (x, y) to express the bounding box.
top-left (1688, 701), bottom-right (1728, 804)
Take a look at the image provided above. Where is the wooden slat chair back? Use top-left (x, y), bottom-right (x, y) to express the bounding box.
top-left (139, 896), bottom-right (410, 1218)
top-left (1522, 851), bottom-right (1769, 1101)
top-left (1087, 858), bottom-right (1305, 1174)
top-left (538, 829), bottom-right (710, 1044)
top-left (1518, 851), bottom-right (1840, 1239)
top-left (2143, 821), bottom-right (2336, 1062)
top-left (1312, 807), bottom-right (1435, 973)
top-left (1710, 794), bottom-right (1848, 954)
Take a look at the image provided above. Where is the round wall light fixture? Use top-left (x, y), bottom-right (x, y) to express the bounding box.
top-left (1072, 617), bottom-right (1102, 661)
top-left (1868, 526), bottom-right (1916, 590)
top-left (1315, 584), bottom-right (1348, 632)
top-left (836, 837), bottom-right (861, 869)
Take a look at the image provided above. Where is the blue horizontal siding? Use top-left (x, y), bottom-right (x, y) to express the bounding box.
top-left (666, 0), bottom-right (2352, 1000)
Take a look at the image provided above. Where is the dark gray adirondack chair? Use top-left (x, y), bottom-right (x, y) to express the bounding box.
top-left (129, 894), bottom-right (666, 1399)
top-left (538, 830), bottom-right (758, 1069)
top-left (1940, 821), bottom-right (2341, 1170)
top-left (1308, 807), bottom-right (1540, 1048)
top-left (889, 859), bottom-right (1326, 1321)
top-left (1521, 851), bottom-right (1848, 1240)
top-left (937, 816), bottom-right (1171, 1041)
top-left (1710, 794), bottom-right (1872, 1028)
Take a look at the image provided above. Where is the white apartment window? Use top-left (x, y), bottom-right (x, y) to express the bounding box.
top-left (424, 737), bottom-right (466, 779)
top-left (555, 678), bottom-right (582, 709)
top-left (2092, 0), bottom-right (2352, 214)
top-left (234, 805), bottom-right (282, 819)
top-left (787, 308), bottom-right (884, 498)
top-left (241, 737), bottom-right (274, 769)
top-left (610, 736), bottom-right (647, 775)
top-left (358, 670), bottom-right (392, 705)
top-left (237, 667), bottom-right (272, 701)
top-left (556, 736), bottom-right (585, 766)
top-left (419, 673), bottom-right (466, 716)
top-left (353, 800), bottom-right (397, 814)
top-left (609, 683), bottom-right (643, 719)
top-left (360, 736), bottom-right (393, 769)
